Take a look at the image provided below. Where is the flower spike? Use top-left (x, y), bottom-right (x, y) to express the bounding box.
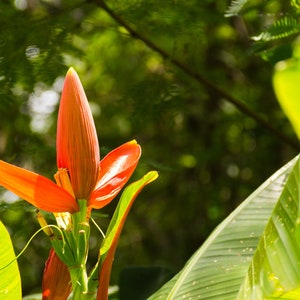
top-left (0, 67), bottom-right (153, 299)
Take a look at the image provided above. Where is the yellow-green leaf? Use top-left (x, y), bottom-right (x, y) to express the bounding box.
top-left (273, 57), bottom-right (300, 139)
top-left (0, 220), bottom-right (21, 299)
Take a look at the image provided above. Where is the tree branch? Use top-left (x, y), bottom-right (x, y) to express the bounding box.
top-left (92, 0), bottom-right (300, 151)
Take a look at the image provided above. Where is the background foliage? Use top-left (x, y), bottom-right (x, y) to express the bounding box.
top-left (0, 0), bottom-right (299, 297)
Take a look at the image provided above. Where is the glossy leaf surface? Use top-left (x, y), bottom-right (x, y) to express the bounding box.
top-left (149, 157), bottom-right (297, 299)
top-left (238, 156), bottom-right (300, 299)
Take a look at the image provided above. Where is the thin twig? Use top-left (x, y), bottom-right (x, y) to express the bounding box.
top-left (92, 0), bottom-right (300, 151)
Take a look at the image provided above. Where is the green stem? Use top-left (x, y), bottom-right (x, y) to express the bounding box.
top-left (69, 264), bottom-right (96, 300)
top-left (68, 200), bottom-right (96, 298)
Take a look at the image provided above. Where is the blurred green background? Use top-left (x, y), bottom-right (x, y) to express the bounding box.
top-left (0, 0), bottom-right (299, 297)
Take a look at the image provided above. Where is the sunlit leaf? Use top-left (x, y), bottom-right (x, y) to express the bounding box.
top-left (238, 156), bottom-right (300, 298)
top-left (225, 0), bottom-right (248, 17)
top-left (253, 16), bottom-right (300, 42)
top-left (273, 49), bottom-right (300, 139)
top-left (0, 221), bottom-right (21, 299)
top-left (149, 157), bottom-right (297, 299)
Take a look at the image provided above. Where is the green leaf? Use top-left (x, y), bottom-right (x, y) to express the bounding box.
top-left (273, 49), bottom-right (300, 139)
top-left (100, 171), bottom-right (159, 260)
top-left (148, 157), bottom-right (297, 299)
top-left (225, 0), bottom-right (248, 17)
top-left (97, 171), bottom-right (159, 299)
top-left (238, 156), bottom-right (300, 298)
top-left (253, 16), bottom-right (300, 42)
top-left (0, 220), bottom-right (21, 299)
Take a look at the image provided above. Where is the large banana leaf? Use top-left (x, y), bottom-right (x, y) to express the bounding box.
top-left (238, 155), bottom-right (300, 299)
top-left (149, 156), bottom-right (298, 299)
top-left (0, 220), bottom-right (21, 299)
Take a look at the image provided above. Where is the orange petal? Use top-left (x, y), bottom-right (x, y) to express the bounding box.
top-left (42, 248), bottom-right (72, 300)
top-left (0, 160), bottom-right (78, 212)
top-left (57, 68), bottom-right (100, 199)
top-left (88, 140), bottom-right (141, 209)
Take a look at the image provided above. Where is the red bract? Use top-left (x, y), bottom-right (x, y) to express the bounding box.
top-left (0, 160), bottom-right (78, 212)
top-left (42, 249), bottom-right (72, 300)
top-left (89, 140), bottom-right (141, 209)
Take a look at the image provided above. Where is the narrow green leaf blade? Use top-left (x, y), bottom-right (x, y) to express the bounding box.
top-left (97, 171), bottom-right (159, 300)
top-left (100, 171), bottom-right (159, 260)
top-left (238, 156), bottom-right (300, 299)
top-left (0, 220), bottom-right (21, 299)
top-left (149, 157), bottom-right (297, 299)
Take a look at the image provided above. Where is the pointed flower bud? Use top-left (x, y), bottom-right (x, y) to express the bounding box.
top-left (57, 68), bottom-right (100, 200)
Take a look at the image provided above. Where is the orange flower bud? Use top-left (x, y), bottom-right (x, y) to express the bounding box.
top-left (57, 68), bottom-right (100, 200)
